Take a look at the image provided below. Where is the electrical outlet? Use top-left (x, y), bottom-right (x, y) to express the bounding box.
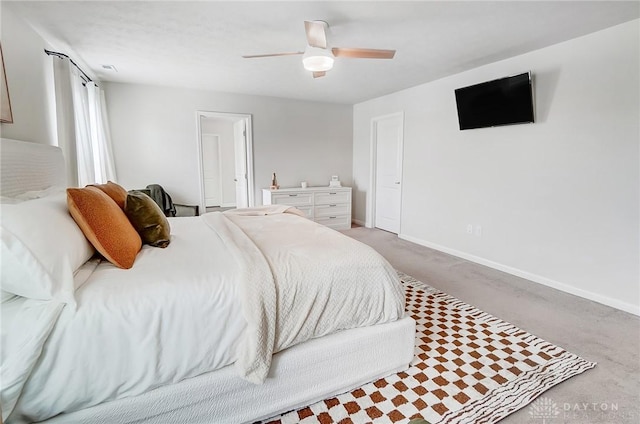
top-left (475, 225), bottom-right (482, 237)
top-left (466, 224), bottom-right (473, 234)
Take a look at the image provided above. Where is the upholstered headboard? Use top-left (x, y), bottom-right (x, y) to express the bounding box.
top-left (0, 138), bottom-right (66, 197)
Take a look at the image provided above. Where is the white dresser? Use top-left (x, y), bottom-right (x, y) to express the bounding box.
top-left (262, 186), bottom-right (352, 230)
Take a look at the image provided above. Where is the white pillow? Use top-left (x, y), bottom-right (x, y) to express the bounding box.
top-left (0, 192), bottom-right (94, 303)
top-left (0, 186), bottom-right (64, 205)
top-left (1, 290), bottom-right (16, 303)
top-left (14, 185), bottom-right (64, 201)
top-left (0, 197), bottom-right (22, 205)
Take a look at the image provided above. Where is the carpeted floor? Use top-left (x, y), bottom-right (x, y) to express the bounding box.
top-left (263, 272), bottom-right (595, 424)
top-left (342, 227), bottom-right (640, 424)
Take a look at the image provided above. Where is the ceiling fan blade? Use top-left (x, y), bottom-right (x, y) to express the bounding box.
top-left (331, 47), bottom-right (396, 59)
top-left (304, 21), bottom-right (327, 49)
top-left (242, 52), bottom-right (303, 59)
top-left (312, 71), bottom-right (326, 78)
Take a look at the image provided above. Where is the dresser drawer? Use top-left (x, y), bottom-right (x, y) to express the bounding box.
top-left (315, 204), bottom-right (349, 218)
top-left (293, 205), bottom-right (312, 218)
top-left (315, 191), bottom-right (351, 205)
top-left (270, 193), bottom-right (313, 206)
top-left (315, 215), bottom-right (351, 230)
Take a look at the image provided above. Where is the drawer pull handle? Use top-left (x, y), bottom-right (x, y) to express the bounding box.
top-left (288, 194), bottom-right (298, 197)
top-left (329, 192), bottom-right (337, 195)
top-left (329, 216), bottom-right (337, 219)
top-left (329, 204), bottom-right (337, 207)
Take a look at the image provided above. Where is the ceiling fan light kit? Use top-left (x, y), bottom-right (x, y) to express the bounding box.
top-left (302, 46), bottom-right (334, 72)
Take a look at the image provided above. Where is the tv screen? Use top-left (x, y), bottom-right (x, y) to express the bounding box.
top-left (455, 72), bottom-right (534, 130)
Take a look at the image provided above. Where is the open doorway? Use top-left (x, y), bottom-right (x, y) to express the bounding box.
top-left (196, 111), bottom-right (254, 213)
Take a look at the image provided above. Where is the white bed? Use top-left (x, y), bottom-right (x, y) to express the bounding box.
top-left (0, 138), bottom-right (415, 423)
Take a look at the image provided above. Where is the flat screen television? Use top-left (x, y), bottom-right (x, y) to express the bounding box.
top-left (455, 72), bottom-right (534, 130)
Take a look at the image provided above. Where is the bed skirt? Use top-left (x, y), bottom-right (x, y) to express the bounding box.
top-left (41, 316), bottom-right (416, 424)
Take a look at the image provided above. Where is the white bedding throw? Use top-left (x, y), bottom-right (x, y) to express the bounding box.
top-left (200, 212), bottom-right (277, 384)
top-left (220, 211), bottom-right (405, 382)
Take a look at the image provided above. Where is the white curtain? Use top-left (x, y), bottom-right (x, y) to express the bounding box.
top-left (86, 82), bottom-right (117, 183)
top-left (52, 57), bottom-right (117, 187)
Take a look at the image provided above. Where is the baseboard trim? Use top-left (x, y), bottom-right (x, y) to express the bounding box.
top-left (398, 233), bottom-right (640, 316)
top-left (352, 219), bottom-right (366, 227)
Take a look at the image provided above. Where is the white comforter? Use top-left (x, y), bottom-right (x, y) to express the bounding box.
top-left (4, 211), bottom-right (404, 423)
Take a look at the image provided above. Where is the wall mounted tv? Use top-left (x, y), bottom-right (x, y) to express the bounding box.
top-left (454, 72), bottom-right (534, 130)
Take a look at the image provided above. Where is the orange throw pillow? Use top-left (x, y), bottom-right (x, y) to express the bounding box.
top-left (89, 181), bottom-right (128, 210)
top-left (67, 187), bottom-right (142, 269)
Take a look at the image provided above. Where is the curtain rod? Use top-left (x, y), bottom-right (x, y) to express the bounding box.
top-left (44, 49), bottom-right (94, 84)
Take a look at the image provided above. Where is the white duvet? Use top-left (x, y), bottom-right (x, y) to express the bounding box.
top-left (3, 211), bottom-right (404, 423)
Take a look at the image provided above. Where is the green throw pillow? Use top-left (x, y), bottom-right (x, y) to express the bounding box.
top-left (124, 191), bottom-right (171, 248)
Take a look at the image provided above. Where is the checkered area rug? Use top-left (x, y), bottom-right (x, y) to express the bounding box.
top-left (261, 272), bottom-right (596, 424)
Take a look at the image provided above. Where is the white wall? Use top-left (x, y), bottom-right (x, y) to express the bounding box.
top-left (104, 82), bottom-right (352, 205)
top-left (0, 6), bottom-right (56, 145)
top-left (353, 20), bottom-right (640, 314)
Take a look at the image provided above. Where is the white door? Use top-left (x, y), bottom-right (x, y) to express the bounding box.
top-left (201, 134), bottom-right (222, 207)
top-left (374, 114), bottom-right (403, 233)
top-left (233, 119), bottom-right (249, 208)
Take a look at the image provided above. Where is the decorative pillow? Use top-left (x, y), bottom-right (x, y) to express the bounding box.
top-left (0, 192), bottom-right (95, 303)
top-left (89, 181), bottom-right (128, 210)
top-left (124, 191), bottom-right (171, 248)
top-left (67, 187), bottom-right (142, 269)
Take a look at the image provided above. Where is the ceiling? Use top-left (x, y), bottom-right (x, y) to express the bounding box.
top-left (5, 1), bottom-right (639, 105)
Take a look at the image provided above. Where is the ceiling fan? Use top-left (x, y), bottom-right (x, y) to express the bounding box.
top-left (242, 21), bottom-right (396, 78)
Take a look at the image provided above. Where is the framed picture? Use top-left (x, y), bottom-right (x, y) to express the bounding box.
top-left (1, 42), bottom-right (13, 124)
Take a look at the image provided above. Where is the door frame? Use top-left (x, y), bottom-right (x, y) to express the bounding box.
top-left (368, 111), bottom-right (404, 231)
top-left (196, 111), bottom-right (255, 213)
